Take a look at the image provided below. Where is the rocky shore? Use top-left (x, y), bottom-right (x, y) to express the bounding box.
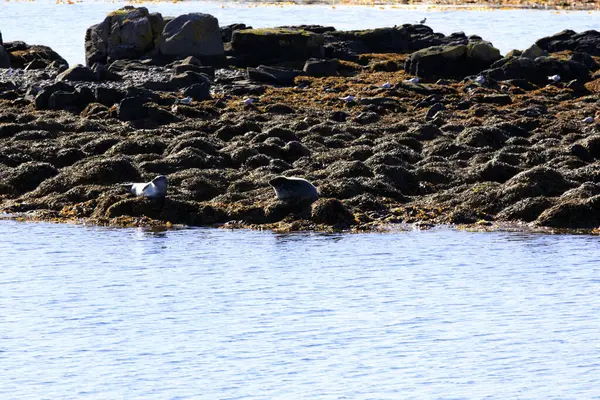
top-left (1, 6), bottom-right (600, 232)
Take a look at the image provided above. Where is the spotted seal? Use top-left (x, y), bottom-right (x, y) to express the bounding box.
top-left (126, 175), bottom-right (168, 199)
top-left (269, 176), bottom-right (318, 203)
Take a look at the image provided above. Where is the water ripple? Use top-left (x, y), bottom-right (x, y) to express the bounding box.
top-left (1, 221), bottom-right (599, 398)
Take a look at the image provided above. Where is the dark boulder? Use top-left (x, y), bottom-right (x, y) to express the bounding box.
top-left (0, 45), bottom-right (9, 68)
top-left (85, 6), bottom-right (164, 66)
top-left (247, 65), bottom-right (300, 86)
top-left (168, 70), bottom-right (211, 89)
top-left (118, 97), bottom-right (148, 121)
top-left (3, 41), bottom-right (68, 69)
top-left (221, 23), bottom-right (251, 43)
top-left (34, 81), bottom-right (76, 109)
top-left (57, 64), bottom-right (97, 82)
top-left (303, 58), bottom-right (338, 76)
top-left (231, 28), bottom-right (324, 66)
top-left (183, 82), bottom-right (211, 101)
top-left (483, 56), bottom-right (590, 85)
top-left (94, 87), bottom-right (126, 107)
top-left (48, 90), bottom-right (83, 111)
top-left (405, 41), bottom-right (502, 79)
top-left (536, 29), bottom-right (600, 56)
top-left (325, 24), bottom-right (459, 54)
top-left (157, 13), bottom-right (225, 64)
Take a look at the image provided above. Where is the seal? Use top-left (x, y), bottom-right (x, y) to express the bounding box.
top-left (126, 175), bottom-right (168, 199)
top-left (269, 176), bottom-right (318, 203)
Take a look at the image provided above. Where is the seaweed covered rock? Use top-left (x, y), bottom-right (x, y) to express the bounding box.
top-left (311, 198), bottom-right (356, 228)
top-left (536, 195), bottom-right (600, 229)
top-left (34, 157), bottom-right (141, 196)
top-left (5, 162), bottom-right (59, 194)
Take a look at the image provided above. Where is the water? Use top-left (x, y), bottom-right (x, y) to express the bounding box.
top-left (1, 1), bottom-right (599, 66)
top-left (1, 220), bottom-right (599, 398)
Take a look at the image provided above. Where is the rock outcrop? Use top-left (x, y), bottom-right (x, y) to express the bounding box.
top-left (404, 41), bottom-right (502, 79)
top-left (85, 6), bottom-right (164, 66)
top-left (0, 41), bottom-right (67, 69)
top-left (3, 18), bottom-right (600, 233)
top-left (158, 13), bottom-right (224, 63)
top-left (536, 29), bottom-right (600, 56)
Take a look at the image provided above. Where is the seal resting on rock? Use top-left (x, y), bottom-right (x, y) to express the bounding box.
top-left (269, 176), bottom-right (318, 203)
top-left (126, 175), bottom-right (168, 199)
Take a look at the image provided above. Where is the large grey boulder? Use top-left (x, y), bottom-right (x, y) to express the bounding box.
top-left (85, 6), bottom-right (164, 66)
top-left (0, 45), bottom-right (9, 68)
top-left (157, 13), bottom-right (224, 61)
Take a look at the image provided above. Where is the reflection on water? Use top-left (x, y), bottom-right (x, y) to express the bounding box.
top-left (0, 1), bottom-right (599, 65)
top-left (1, 220), bottom-right (599, 398)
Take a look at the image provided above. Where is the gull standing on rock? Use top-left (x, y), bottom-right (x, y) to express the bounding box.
top-left (548, 75), bottom-right (561, 83)
top-left (126, 175), bottom-right (169, 199)
top-left (269, 176), bottom-right (319, 203)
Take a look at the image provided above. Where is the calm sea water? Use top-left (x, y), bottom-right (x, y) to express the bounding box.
top-left (0, 1), bottom-right (599, 66)
top-left (1, 220), bottom-right (599, 398)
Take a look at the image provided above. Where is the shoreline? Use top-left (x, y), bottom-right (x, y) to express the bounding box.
top-left (1, 7), bottom-right (600, 234)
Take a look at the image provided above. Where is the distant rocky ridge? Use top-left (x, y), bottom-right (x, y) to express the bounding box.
top-left (1, 8), bottom-right (600, 232)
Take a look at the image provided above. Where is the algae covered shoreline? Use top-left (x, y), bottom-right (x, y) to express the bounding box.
top-left (1, 6), bottom-right (600, 233)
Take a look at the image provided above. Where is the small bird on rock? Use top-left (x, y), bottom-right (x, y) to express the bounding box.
top-left (474, 75), bottom-right (486, 84)
top-left (243, 97), bottom-right (255, 106)
top-left (340, 95), bottom-right (355, 103)
top-left (419, 18), bottom-right (427, 24)
top-left (404, 77), bottom-right (420, 84)
top-left (548, 75), bottom-right (561, 83)
top-left (381, 82), bottom-right (392, 89)
top-left (176, 96), bottom-right (192, 105)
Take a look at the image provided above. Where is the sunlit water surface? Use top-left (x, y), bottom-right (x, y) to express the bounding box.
top-left (1, 220), bottom-right (599, 398)
top-left (0, 1), bottom-right (599, 65)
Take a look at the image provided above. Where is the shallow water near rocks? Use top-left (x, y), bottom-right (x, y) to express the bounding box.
top-left (1, 220), bottom-right (600, 398)
top-left (1, 1), bottom-right (600, 66)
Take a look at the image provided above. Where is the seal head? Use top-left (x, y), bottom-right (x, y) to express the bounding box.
top-left (130, 175), bottom-right (168, 199)
top-left (269, 176), bottom-right (318, 203)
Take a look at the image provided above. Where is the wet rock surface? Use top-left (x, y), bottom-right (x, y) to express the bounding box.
top-left (2, 13), bottom-right (600, 232)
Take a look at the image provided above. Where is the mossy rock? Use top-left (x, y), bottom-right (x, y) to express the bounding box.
top-left (231, 28), bottom-right (324, 65)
